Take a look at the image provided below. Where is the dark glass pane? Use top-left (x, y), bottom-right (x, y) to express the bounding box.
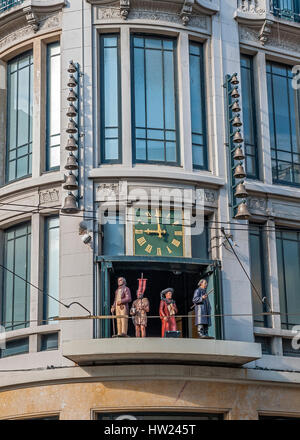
top-left (189, 43), bottom-right (207, 169)
top-left (6, 52), bottom-right (33, 182)
top-left (191, 222), bottom-right (209, 259)
top-left (0, 338), bottom-right (29, 358)
top-left (249, 226), bottom-right (266, 326)
top-left (44, 217), bottom-right (59, 321)
top-left (101, 35), bottom-right (121, 163)
top-left (40, 333), bottom-right (59, 351)
top-left (102, 214), bottom-right (125, 256)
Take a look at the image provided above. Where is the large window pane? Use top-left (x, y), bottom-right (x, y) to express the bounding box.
top-left (132, 35), bottom-right (179, 165)
top-left (267, 61), bottom-right (300, 186)
top-left (2, 223), bottom-right (31, 330)
top-left (102, 212), bottom-right (125, 256)
top-left (47, 42), bottom-right (61, 170)
top-left (6, 52), bottom-right (33, 182)
top-left (276, 229), bottom-right (300, 329)
top-left (100, 35), bottom-right (121, 163)
top-left (241, 55), bottom-right (259, 179)
top-left (189, 42), bottom-right (207, 170)
top-left (44, 217), bottom-right (60, 322)
top-left (249, 225), bottom-right (268, 327)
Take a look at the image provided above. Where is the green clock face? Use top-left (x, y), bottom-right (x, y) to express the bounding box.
top-left (134, 208), bottom-right (184, 257)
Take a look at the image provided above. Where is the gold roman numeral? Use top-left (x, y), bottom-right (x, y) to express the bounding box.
top-left (157, 247), bottom-right (162, 256)
top-left (145, 244), bottom-right (152, 253)
top-left (174, 230), bottom-right (183, 236)
top-left (172, 239), bottom-right (181, 248)
top-left (135, 229), bottom-right (143, 234)
top-left (137, 236), bottom-right (146, 246)
top-left (166, 246), bottom-right (172, 254)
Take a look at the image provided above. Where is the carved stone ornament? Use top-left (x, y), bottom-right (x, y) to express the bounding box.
top-left (258, 19), bottom-right (273, 45)
top-left (39, 188), bottom-right (60, 204)
top-left (248, 197), bottom-right (267, 213)
top-left (23, 6), bottom-right (39, 32)
top-left (180, 0), bottom-right (194, 26)
top-left (97, 183), bottom-right (120, 201)
top-left (120, 0), bottom-right (130, 19)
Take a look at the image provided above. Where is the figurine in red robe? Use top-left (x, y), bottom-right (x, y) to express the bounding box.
top-left (159, 288), bottom-right (178, 338)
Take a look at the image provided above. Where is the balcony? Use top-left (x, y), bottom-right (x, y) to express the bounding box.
top-left (0, 0), bottom-right (23, 14)
top-left (270, 0), bottom-right (300, 22)
top-left (63, 338), bottom-right (262, 367)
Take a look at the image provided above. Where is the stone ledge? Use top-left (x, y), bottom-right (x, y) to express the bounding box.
top-left (62, 337), bottom-right (262, 366)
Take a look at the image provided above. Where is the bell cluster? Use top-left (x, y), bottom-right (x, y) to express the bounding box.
top-left (61, 61), bottom-right (80, 214)
top-left (226, 73), bottom-right (250, 220)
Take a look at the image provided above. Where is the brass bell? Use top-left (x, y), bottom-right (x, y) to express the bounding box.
top-left (233, 130), bottom-right (244, 144)
top-left (235, 201), bottom-right (251, 220)
top-left (232, 101), bottom-right (241, 113)
top-left (231, 87), bottom-right (240, 99)
top-left (67, 88), bottom-right (77, 102)
top-left (67, 61), bottom-right (77, 73)
top-left (65, 153), bottom-right (78, 170)
top-left (66, 104), bottom-right (77, 118)
top-left (234, 163), bottom-right (246, 179)
top-left (63, 172), bottom-right (79, 190)
top-left (231, 74), bottom-right (239, 85)
top-left (61, 192), bottom-right (79, 214)
top-left (66, 118), bottom-right (77, 134)
top-left (232, 115), bottom-right (243, 127)
top-left (66, 135), bottom-right (78, 151)
top-left (233, 146), bottom-right (245, 161)
top-left (67, 75), bottom-right (77, 88)
top-left (234, 181), bottom-right (248, 198)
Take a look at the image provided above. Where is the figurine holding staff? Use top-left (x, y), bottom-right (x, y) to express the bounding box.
top-left (130, 274), bottom-right (150, 338)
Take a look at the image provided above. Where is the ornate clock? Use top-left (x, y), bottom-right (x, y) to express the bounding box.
top-left (134, 208), bottom-right (184, 257)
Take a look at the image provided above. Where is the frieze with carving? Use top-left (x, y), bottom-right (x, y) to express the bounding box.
top-left (39, 189), bottom-right (60, 204)
top-left (248, 197), bottom-right (267, 213)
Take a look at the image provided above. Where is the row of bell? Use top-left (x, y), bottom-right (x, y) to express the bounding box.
top-left (62, 61), bottom-right (80, 214)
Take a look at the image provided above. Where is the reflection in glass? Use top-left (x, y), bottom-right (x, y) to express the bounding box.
top-left (189, 42), bottom-right (207, 169)
top-left (47, 42), bottom-right (61, 170)
top-left (267, 61), bottom-right (300, 185)
top-left (44, 217), bottom-right (60, 322)
top-left (3, 223), bottom-right (31, 331)
top-left (6, 52), bottom-right (33, 182)
top-left (133, 36), bottom-right (178, 164)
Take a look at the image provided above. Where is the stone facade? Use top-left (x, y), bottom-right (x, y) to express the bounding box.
top-left (0, 0), bottom-right (299, 420)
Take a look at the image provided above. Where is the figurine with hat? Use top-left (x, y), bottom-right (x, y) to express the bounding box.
top-left (159, 287), bottom-right (178, 338)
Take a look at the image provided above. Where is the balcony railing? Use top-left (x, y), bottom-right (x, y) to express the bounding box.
top-left (270, 0), bottom-right (300, 22)
top-left (0, 0), bottom-right (24, 14)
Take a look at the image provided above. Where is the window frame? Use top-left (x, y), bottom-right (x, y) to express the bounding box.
top-left (99, 33), bottom-right (122, 165)
top-left (189, 40), bottom-right (208, 171)
top-left (46, 41), bottom-right (61, 172)
top-left (240, 54), bottom-right (259, 180)
top-left (131, 33), bottom-right (181, 167)
top-left (267, 60), bottom-right (300, 187)
top-left (5, 50), bottom-right (33, 184)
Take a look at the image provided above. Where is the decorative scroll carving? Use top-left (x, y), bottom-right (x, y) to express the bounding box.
top-left (237, 0), bottom-right (266, 15)
top-left (23, 6), bottom-right (39, 32)
top-left (196, 189), bottom-right (218, 207)
top-left (248, 197), bottom-right (267, 213)
top-left (97, 183), bottom-right (120, 201)
top-left (39, 189), bottom-right (60, 204)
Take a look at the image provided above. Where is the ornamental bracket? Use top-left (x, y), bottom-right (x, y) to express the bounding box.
top-left (180, 0), bottom-right (194, 26)
top-left (120, 0), bottom-right (130, 20)
top-left (258, 19), bottom-right (273, 45)
top-left (23, 6), bottom-right (39, 32)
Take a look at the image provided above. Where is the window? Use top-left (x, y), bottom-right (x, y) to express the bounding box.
top-left (100, 34), bottom-right (121, 163)
top-left (40, 332), bottom-right (59, 351)
top-left (6, 51), bottom-right (33, 182)
top-left (44, 217), bottom-right (59, 322)
top-left (2, 223), bottom-right (31, 331)
top-left (276, 229), bottom-right (300, 329)
top-left (267, 61), bottom-right (300, 186)
top-left (0, 337), bottom-right (29, 358)
top-left (102, 212), bottom-right (125, 256)
top-left (191, 218), bottom-right (209, 259)
top-left (249, 224), bottom-right (268, 327)
top-left (46, 42), bottom-right (61, 170)
top-left (132, 35), bottom-right (179, 165)
top-left (189, 42), bottom-right (207, 170)
top-left (241, 55), bottom-right (259, 179)
top-left (272, 0), bottom-right (300, 22)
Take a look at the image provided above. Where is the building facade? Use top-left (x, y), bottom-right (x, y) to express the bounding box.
top-left (0, 0), bottom-right (299, 420)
